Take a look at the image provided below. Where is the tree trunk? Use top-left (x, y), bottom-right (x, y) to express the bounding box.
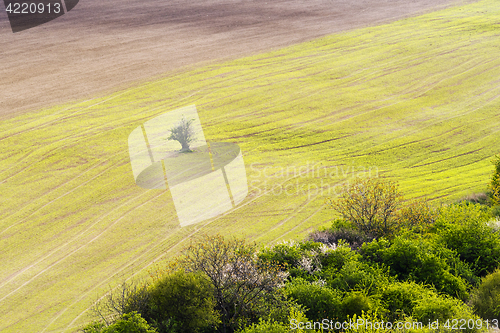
top-left (180, 142), bottom-right (191, 152)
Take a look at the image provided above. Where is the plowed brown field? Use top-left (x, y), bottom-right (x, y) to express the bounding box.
top-left (0, 0), bottom-right (475, 118)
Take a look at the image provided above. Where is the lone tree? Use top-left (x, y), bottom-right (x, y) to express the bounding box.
top-left (167, 116), bottom-right (196, 152)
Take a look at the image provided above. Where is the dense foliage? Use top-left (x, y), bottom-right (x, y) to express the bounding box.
top-left (469, 268), bottom-right (500, 320)
top-left (490, 154), bottom-right (500, 206)
top-left (82, 312), bottom-right (158, 333)
top-left (433, 203), bottom-right (500, 277)
top-left (146, 270), bottom-right (220, 333)
top-left (82, 170), bottom-right (500, 333)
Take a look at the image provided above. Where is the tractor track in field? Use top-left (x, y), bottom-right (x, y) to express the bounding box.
top-left (0, 187), bottom-right (167, 305)
top-left (0, 160), bottom-right (116, 284)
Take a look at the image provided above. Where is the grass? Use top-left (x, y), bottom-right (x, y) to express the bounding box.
top-left (1, 0), bottom-right (500, 331)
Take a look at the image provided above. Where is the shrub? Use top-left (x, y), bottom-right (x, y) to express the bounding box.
top-left (360, 236), bottom-right (469, 300)
top-left (492, 205), bottom-right (500, 217)
top-left (326, 259), bottom-right (392, 295)
top-left (146, 270), bottom-right (220, 333)
top-left (284, 278), bottom-right (342, 322)
top-left (318, 241), bottom-right (392, 295)
top-left (434, 202), bottom-right (491, 228)
top-left (379, 281), bottom-right (432, 322)
top-left (238, 305), bottom-right (318, 333)
top-left (177, 234), bottom-right (288, 332)
top-left (81, 312), bottom-right (157, 333)
top-left (308, 227), bottom-right (371, 250)
top-left (469, 268), bottom-right (500, 320)
top-left (328, 177), bottom-right (404, 238)
top-left (344, 311), bottom-right (394, 333)
top-left (258, 241), bottom-right (325, 267)
top-left (90, 280), bottom-right (151, 326)
top-left (412, 295), bottom-right (457, 323)
top-left (489, 154), bottom-right (500, 206)
top-left (341, 292), bottom-right (376, 320)
top-left (435, 203), bottom-right (500, 277)
top-left (81, 321), bottom-right (106, 333)
top-left (236, 320), bottom-right (288, 333)
top-left (262, 298), bottom-right (308, 326)
top-left (258, 240), bottom-right (331, 281)
top-left (396, 199), bottom-right (437, 234)
top-left (347, 284), bottom-right (481, 333)
top-left (103, 312), bottom-right (158, 333)
top-left (412, 295), bottom-right (480, 333)
top-left (319, 242), bottom-right (358, 272)
top-left (284, 279), bottom-right (380, 324)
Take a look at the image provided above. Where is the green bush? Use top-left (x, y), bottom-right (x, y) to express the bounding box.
top-left (489, 154), bottom-right (500, 206)
top-left (258, 240), bottom-right (335, 282)
top-left (434, 202), bottom-right (491, 227)
top-left (259, 241), bottom-right (318, 268)
top-left (412, 295), bottom-right (458, 323)
top-left (412, 295), bottom-right (480, 333)
top-left (284, 278), bottom-right (342, 322)
top-left (379, 281), bottom-right (432, 322)
top-left (341, 292), bottom-right (376, 319)
top-left (307, 241), bottom-right (393, 296)
top-left (103, 312), bottom-right (157, 333)
top-left (380, 281), bottom-right (480, 332)
top-left (81, 321), bottom-right (106, 333)
top-left (326, 259), bottom-right (392, 295)
top-left (492, 205), bottom-right (500, 217)
top-left (81, 312), bottom-right (157, 333)
top-left (360, 236), bottom-right (469, 300)
top-left (258, 241), bottom-right (303, 268)
top-left (236, 320), bottom-right (288, 333)
top-left (341, 284), bottom-right (481, 333)
top-left (435, 203), bottom-right (500, 277)
top-left (284, 280), bottom-right (378, 323)
top-left (396, 199), bottom-right (437, 234)
top-left (238, 300), bottom-right (319, 333)
top-left (308, 219), bottom-right (372, 250)
top-left (344, 311), bottom-right (395, 333)
top-left (469, 268), bottom-right (500, 320)
top-left (258, 241), bottom-right (324, 267)
top-left (146, 270), bottom-right (220, 333)
top-left (320, 242), bottom-right (358, 271)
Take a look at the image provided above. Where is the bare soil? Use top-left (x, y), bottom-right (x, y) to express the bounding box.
top-left (0, 0), bottom-right (476, 118)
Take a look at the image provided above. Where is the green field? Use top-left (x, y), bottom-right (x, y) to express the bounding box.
top-left (1, 0), bottom-right (500, 331)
